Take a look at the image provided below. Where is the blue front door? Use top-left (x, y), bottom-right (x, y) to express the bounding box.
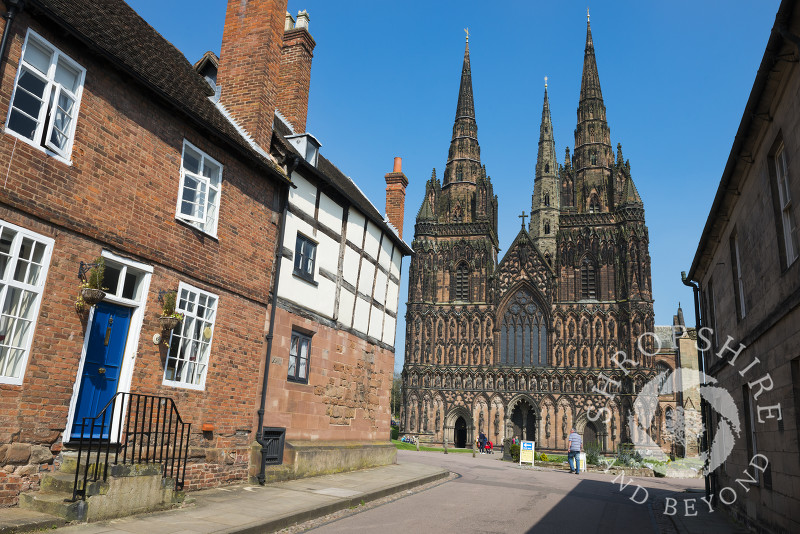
top-left (71, 302), bottom-right (132, 440)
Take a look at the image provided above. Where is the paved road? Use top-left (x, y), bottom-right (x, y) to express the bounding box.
top-left (307, 450), bottom-right (704, 534)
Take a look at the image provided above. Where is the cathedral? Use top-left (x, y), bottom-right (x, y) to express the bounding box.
top-left (401, 17), bottom-right (676, 454)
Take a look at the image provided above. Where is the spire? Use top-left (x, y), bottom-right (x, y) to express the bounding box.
top-left (443, 37), bottom-right (481, 186)
top-left (580, 14), bottom-right (603, 104)
top-left (536, 81), bottom-right (557, 180)
top-left (620, 172), bottom-right (643, 206)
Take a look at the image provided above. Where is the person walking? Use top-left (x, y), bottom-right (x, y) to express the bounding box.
top-left (479, 432), bottom-right (487, 454)
top-left (567, 427), bottom-right (583, 474)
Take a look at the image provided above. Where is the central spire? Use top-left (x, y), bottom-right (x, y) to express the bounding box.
top-left (443, 37), bottom-right (482, 186)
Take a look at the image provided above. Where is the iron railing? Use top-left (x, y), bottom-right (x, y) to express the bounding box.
top-left (71, 392), bottom-right (191, 501)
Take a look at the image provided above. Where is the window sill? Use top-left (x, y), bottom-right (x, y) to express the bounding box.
top-left (175, 216), bottom-right (218, 240)
top-left (162, 378), bottom-right (207, 391)
top-left (287, 377), bottom-right (309, 385)
top-left (4, 128), bottom-right (73, 166)
top-left (293, 271), bottom-right (318, 286)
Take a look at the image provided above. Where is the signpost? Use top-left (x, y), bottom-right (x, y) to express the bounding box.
top-left (519, 440), bottom-right (535, 466)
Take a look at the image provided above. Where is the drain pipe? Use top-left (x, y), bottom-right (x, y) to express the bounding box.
top-left (681, 271), bottom-right (712, 500)
top-left (0, 0), bottom-right (25, 75)
top-left (255, 156), bottom-right (299, 485)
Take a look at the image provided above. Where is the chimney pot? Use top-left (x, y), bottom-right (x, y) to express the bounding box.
top-left (393, 157), bottom-right (402, 173)
top-left (284, 11), bottom-right (295, 31)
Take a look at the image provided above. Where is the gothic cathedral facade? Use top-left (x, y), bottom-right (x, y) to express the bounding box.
top-left (402, 19), bottom-right (672, 454)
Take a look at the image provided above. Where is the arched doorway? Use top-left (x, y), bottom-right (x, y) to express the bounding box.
top-left (584, 420), bottom-right (599, 446)
top-left (454, 417), bottom-right (467, 448)
top-left (510, 400), bottom-right (537, 442)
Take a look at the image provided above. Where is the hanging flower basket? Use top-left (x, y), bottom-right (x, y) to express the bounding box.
top-left (80, 287), bottom-right (106, 306)
top-left (159, 316), bottom-right (182, 331)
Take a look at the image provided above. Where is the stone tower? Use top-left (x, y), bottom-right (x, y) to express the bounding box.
top-left (530, 82), bottom-right (560, 261)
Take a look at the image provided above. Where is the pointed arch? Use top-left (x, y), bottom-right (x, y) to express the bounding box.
top-left (452, 261), bottom-right (470, 301)
top-left (497, 282), bottom-right (549, 367)
top-left (580, 254), bottom-right (598, 299)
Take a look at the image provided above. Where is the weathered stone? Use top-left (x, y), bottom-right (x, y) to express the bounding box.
top-left (14, 464), bottom-right (39, 476)
top-left (17, 430), bottom-right (61, 444)
top-left (4, 443), bottom-right (31, 464)
top-left (29, 445), bottom-right (54, 465)
top-left (0, 444), bottom-right (7, 463)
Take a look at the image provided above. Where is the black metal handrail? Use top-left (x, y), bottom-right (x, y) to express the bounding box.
top-left (71, 392), bottom-right (191, 501)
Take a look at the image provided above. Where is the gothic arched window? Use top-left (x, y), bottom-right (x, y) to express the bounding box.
top-left (453, 262), bottom-right (470, 301)
top-left (544, 221), bottom-right (550, 235)
top-left (580, 257), bottom-right (597, 299)
top-left (544, 163), bottom-right (550, 173)
top-left (500, 289), bottom-right (547, 367)
top-left (544, 193), bottom-right (550, 207)
top-left (589, 195), bottom-right (600, 214)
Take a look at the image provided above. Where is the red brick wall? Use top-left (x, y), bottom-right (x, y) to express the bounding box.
top-left (217, 0), bottom-right (287, 148)
top-left (384, 172), bottom-right (407, 239)
top-left (276, 28), bottom-right (315, 133)
top-left (264, 307), bottom-right (394, 442)
top-left (0, 14), bottom-right (282, 504)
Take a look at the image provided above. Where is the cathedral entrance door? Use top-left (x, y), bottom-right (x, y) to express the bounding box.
top-left (510, 401), bottom-right (537, 442)
top-left (454, 417), bottom-right (467, 448)
top-left (584, 421), bottom-right (598, 446)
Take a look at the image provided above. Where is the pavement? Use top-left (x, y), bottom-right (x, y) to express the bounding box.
top-left (0, 451), bottom-right (751, 534)
top-left (0, 461), bottom-right (448, 534)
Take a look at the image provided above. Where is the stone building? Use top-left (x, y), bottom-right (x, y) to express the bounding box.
top-left (685, 0), bottom-right (800, 531)
top-left (402, 18), bottom-right (678, 454)
top-left (0, 0), bottom-right (408, 516)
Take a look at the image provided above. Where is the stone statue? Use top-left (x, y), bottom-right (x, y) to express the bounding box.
top-left (546, 412), bottom-right (551, 438)
top-left (562, 412), bottom-right (567, 440)
top-left (479, 410), bottom-right (485, 432)
top-left (423, 405), bottom-right (428, 432)
top-left (410, 409), bottom-right (416, 432)
top-left (435, 409), bottom-right (440, 432)
top-left (494, 410), bottom-right (500, 437)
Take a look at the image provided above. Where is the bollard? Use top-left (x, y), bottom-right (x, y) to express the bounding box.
top-left (443, 438), bottom-right (448, 454)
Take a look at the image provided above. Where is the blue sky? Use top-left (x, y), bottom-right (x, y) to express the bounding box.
top-left (127, 0), bottom-right (777, 374)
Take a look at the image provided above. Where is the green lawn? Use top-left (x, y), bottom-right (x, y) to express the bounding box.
top-left (391, 440), bottom-right (477, 453)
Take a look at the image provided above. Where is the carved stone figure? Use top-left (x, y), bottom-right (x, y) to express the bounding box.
top-left (435, 409), bottom-right (440, 432)
top-left (546, 412), bottom-right (551, 438)
top-left (423, 405), bottom-right (428, 432)
top-left (494, 410), bottom-right (500, 437)
top-left (410, 409), bottom-right (416, 432)
top-left (479, 410), bottom-right (484, 432)
top-left (562, 411), bottom-right (567, 439)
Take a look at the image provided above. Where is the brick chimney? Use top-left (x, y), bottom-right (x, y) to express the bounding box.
top-left (276, 10), bottom-right (316, 132)
top-left (385, 157), bottom-right (408, 239)
top-left (216, 0), bottom-right (287, 149)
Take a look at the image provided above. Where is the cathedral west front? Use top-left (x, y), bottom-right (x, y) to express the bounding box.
top-left (401, 17), bottom-right (677, 454)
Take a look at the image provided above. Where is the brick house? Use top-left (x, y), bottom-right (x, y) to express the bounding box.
top-left (0, 0), bottom-right (409, 514)
top-left (685, 0), bottom-right (800, 531)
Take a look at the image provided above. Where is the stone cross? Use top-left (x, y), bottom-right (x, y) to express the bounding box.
top-left (519, 210), bottom-right (527, 229)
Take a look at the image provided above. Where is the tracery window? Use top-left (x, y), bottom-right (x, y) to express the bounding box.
top-left (580, 257), bottom-right (597, 299)
top-left (500, 289), bottom-right (547, 367)
top-left (453, 262), bottom-right (469, 301)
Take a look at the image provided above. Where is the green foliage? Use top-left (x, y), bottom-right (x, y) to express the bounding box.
top-left (85, 257), bottom-right (105, 289)
top-left (391, 425), bottom-right (399, 440)
top-left (391, 439), bottom-right (472, 453)
top-left (539, 452), bottom-right (548, 462)
top-left (509, 444), bottom-right (520, 462)
top-left (585, 441), bottom-right (603, 465)
top-left (615, 443), bottom-right (644, 467)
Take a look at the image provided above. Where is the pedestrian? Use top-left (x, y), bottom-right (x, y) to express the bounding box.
top-left (479, 432), bottom-right (487, 453)
top-left (567, 427), bottom-right (583, 474)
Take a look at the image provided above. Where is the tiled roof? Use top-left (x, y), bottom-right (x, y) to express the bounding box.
top-left (29, 0), bottom-right (288, 183)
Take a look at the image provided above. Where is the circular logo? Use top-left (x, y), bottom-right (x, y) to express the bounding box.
top-left (629, 367), bottom-right (741, 475)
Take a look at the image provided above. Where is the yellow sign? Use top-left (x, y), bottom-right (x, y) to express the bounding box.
top-left (519, 440), bottom-right (535, 465)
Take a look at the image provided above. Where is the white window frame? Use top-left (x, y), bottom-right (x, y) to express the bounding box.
top-left (4, 29), bottom-right (85, 164)
top-left (288, 330), bottom-right (311, 383)
top-left (0, 220), bottom-right (54, 385)
top-left (775, 144), bottom-right (798, 266)
top-left (162, 281), bottom-right (218, 391)
top-left (175, 140), bottom-right (222, 237)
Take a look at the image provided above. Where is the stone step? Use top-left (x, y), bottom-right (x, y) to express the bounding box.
top-left (18, 492), bottom-right (87, 522)
top-left (60, 447), bottom-right (178, 474)
top-left (39, 471), bottom-right (110, 496)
